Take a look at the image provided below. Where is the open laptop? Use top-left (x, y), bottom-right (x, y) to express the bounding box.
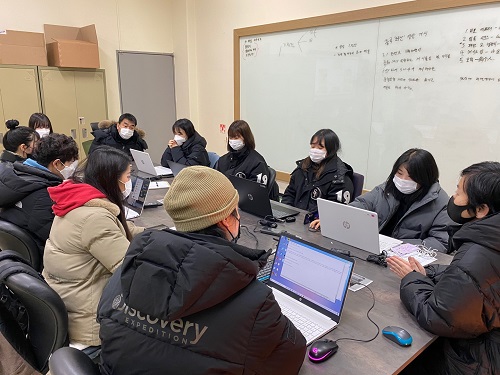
top-left (130, 149), bottom-right (173, 177)
top-left (268, 233), bottom-right (354, 344)
top-left (124, 176), bottom-right (150, 220)
top-left (317, 198), bottom-right (402, 254)
top-left (228, 175), bottom-right (300, 219)
top-left (166, 160), bottom-right (188, 177)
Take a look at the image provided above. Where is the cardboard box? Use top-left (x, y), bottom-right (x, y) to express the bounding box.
top-left (0, 30), bottom-right (48, 66)
top-left (44, 24), bottom-right (100, 69)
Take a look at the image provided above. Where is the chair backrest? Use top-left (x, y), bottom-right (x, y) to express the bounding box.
top-left (207, 151), bottom-right (220, 168)
top-left (90, 122), bottom-right (99, 131)
top-left (82, 140), bottom-right (93, 156)
top-left (267, 166), bottom-right (277, 193)
top-left (0, 219), bottom-right (41, 271)
top-left (49, 347), bottom-right (100, 375)
top-left (352, 172), bottom-right (365, 199)
top-left (0, 255), bottom-right (68, 374)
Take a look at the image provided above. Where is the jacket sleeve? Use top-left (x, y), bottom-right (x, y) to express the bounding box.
top-left (349, 185), bottom-right (382, 211)
top-left (400, 263), bottom-right (489, 339)
top-left (127, 220), bottom-right (145, 237)
top-left (421, 205), bottom-right (452, 253)
top-left (247, 291), bottom-right (306, 374)
top-left (281, 169), bottom-right (298, 206)
top-left (160, 147), bottom-right (172, 167)
top-left (325, 175), bottom-right (354, 204)
top-left (170, 144), bottom-right (208, 166)
top-left (81, 212), bottom-right (130, 274)
top-left (27, 191), bottom-right (55, 248)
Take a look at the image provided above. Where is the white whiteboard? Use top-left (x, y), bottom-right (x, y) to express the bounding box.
top-left (239, 3), bottom-right (500, 194)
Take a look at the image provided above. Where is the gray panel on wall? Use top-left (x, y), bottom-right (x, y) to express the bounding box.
top-left (118, 51), bottom-right (176, 163)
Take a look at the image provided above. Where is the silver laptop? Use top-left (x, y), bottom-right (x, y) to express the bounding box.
top-left (130, 149), bottom-right (173, 177)
top-left (268, 233), bottom-right (354, 344)
top-left (124, 176), bottom-right (150, 220)
top-left (317, 198), bottom-right (402, 254)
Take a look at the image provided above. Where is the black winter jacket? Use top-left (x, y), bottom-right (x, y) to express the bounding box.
top-left (282, 156), bottom-right (354, 211)
top-left (161, 131), bottom-right (210, 167)
top-left (0, 150), bottom-right (25, 165)
top-left (399, 212), bottom-right (500, 375)
top-left (97, 229), bottom-right (306, 375)
top-left (0, 162), bottom-right (62, 256)
top-left (89, 124), bottom-right (148, 156)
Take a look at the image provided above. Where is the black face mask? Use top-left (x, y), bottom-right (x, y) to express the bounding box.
top-left (447, 197), bottom-right (475, 224)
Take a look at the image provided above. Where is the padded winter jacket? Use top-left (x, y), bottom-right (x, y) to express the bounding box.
top-left (161, 131), bottom-right (210, 167)
top-left (89, 123), bottom-right (147, 156)
top-left (98, 229), bottom-right (306, 375)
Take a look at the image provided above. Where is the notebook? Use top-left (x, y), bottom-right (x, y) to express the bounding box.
top-left (130, 149), bottom-right (173, 177)
top-left (166, 160), bottom-right (188, 177)
top-left (268, 233), bottom-right (354, 345)
top-left (227, 175), bottom-right (300, 219)
top-left (124, 176), bottom-right (150, 220)
top-left (317, 198), bottom-right (402, 254)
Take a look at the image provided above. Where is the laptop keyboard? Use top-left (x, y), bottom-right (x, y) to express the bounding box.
top-left (271, 208), bottom-right (292, 219)
top-left (280, 304), bottom-right (330, 344)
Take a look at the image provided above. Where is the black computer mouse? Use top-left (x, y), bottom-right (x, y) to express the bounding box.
top-left (308, 339), bottom-right (339, 362)
top-left (382, 326), bottom-right (413, 346)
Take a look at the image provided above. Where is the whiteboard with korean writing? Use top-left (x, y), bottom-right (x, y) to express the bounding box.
top-left (239, 3), bottom-right (500, 194)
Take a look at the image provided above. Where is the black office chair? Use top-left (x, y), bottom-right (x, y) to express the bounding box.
top-left (267, 166), bottom-right (280, 201)
top-left (0, 251), bottom-right (69, 374)
top-left (0, 219), bottom-right (41, 271)
top-left (352, 172), bottom-right (365, 199)
top-left (49, 347), bottom-right (100, 375)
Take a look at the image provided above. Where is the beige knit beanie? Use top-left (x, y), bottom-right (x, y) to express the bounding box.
top-left (163, 166), bottom-right (239, 232)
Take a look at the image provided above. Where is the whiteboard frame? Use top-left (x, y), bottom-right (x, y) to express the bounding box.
top-left (233, 0), bottom-right (500, 182)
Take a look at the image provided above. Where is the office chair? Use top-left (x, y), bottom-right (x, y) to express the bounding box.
top-left (0, 219), bottom-right (41, 271)
top-left (267, 166), bottom-right (281, 201)
top-left (90, 122), bottom-right (99, 131)
top-left (0, 251), bottom-right (69, 374)
top-left (82, 140), bottom-right (93, 156)
top-left (352, 172), bottom-right (365, 199)
top-left (49, 347), bottom-right (100, 375)
top-left (207, 151), bottom-right (220, 168)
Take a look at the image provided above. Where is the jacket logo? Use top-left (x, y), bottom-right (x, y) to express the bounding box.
top-left (235, 172), bottom-right (247, 179)
top-left (311, 187), bottom-right (322, 200)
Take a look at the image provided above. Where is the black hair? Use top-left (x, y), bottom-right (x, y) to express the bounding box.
top-left (191, 209), bottom-right (238, 238)
top-left (302, 129), bottom-right (341, 179)
top-left (32, 133), bottom-right (79, 167)
top-left (172, 118), bottom-right (195, 138)
top-left (385, 148), bottom-right (439, 203)
top-left (28, 113), bottom-right (53, 133)
top-left (227, 120), bottom-right (255, 151)
top-left (461, 161), bottom-right (500, 215)
top-left (118, 113), bottom-right (137, 126)
top-left (3, 120), bottom-right (37, 153)
top-left (72, 146), bottom-right (133, 240)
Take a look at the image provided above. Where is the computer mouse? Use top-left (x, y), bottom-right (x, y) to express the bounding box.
top-left (382, 326), bottom-right (413, 346)
top-left (308, 339), bottom-right (339, 362)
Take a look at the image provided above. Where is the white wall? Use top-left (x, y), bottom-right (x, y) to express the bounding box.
top-left (0, 0), bottom-right (174, 122)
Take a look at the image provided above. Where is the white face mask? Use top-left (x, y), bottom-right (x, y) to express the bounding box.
top-left (36, 128), bottom-right (50, 138)
top-left (393, 175), bottom-right (419, 194)
top-left (229, 139), bottom-right (245, 151)
top-left (119, 128), bottom-right (134, 140)
top-left (120, 179), bottom-right (133, 198)
top-left (174, 134), bottom-right (186, 146)
top-left (57, 159), bottom-right (78, 180)
top-left (309, 148), bottom-right (327, 164)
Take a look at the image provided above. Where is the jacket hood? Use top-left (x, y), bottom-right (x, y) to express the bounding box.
top-left (0, 162), bottom-right (61, 206)
top-left (452, 211), bottom-right (500, 253)
top-left (48, 180), bottom-right (107, 216)
top-left (121, 229), bottom-right (269, 320)
top-left (98, 120), bottom-right (146, 139)
top-left (184, 131), bottom-right (207, 148)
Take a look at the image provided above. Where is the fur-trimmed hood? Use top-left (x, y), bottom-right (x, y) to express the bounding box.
top-left (98, 120), bottom-right (146, 139)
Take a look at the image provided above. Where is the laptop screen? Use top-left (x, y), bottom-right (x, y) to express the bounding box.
top-left (124, 176), bottom-right (150, 215)
top-left (269, 235), bottom-right (353, 318)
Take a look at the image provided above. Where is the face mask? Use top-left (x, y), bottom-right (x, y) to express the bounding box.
top-left (174, 135), bottom-right (186, 146)
top-left (309, 148), bottom-right (327, 164)
top-left (225, 216), bottom-right (241, 244)
top-left (393, 175), bottom-right (419, 194)
top-left (36, 128), bottom-right (50, 138)
top-left (447, 197), bottom-right (475, 224)
top-left (57, 160), bottom-right (78, 180)
top-left (229, 139), bottom-right (245, 151)
top-left (120, 179), bottom-right (133, 199)
top-left (119, 128), bottom-right (134, 140)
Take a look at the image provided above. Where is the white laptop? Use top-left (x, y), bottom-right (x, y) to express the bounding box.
top-left (267, 233), bottom-right (354, 345)
top-left (124, 176), bottom-right (150, 220)
top-left (317, 198), bottom-right (402, 254)
top-left (130, 149), bottom-right (173, 177)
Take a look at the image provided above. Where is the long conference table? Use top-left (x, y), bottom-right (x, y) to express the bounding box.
top-left (135, 184), bottom-right (452, 375)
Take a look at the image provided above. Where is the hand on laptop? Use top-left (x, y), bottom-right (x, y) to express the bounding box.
top-left (309, 219), bottom-right (321, 230)
top-left (387, 256), bottom-right (425, 278)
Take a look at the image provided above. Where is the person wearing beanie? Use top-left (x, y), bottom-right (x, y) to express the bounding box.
top-left (97, 166), bottom-right (307, 374)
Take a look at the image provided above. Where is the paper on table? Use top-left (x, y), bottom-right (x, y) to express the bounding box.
top-left (387, 243), bottom-right (437, 267)
top-left (149, 181), bottom-right (170, 190)
top-left (349, 273), bottom-right (373, 292)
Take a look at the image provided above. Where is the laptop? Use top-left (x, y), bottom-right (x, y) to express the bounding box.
top-left (268, 233), bottom-right (354, 344)
top-left (228, 175), bottom-right (300, 219)
top-left (166, 160), bottom-right (188, 177)
top-left (130, 149), bottom-right (173, 177)
top-left (124, 176), bottom-right (150, 220)
top-left (317, 198), bottom-right (402, 254)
